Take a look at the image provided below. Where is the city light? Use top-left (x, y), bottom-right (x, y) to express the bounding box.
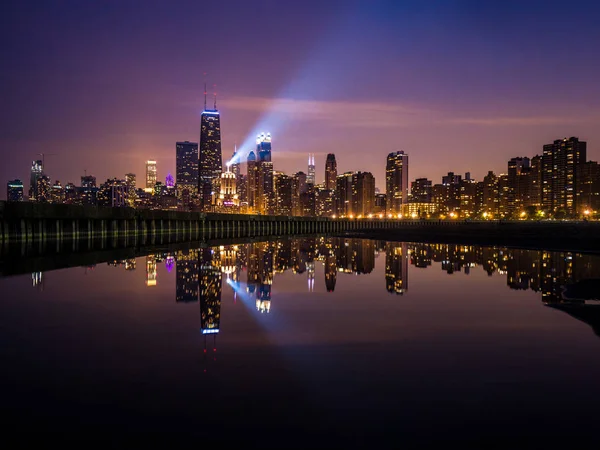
top-left (410, 212), bottom-right (417, 219)
top-left (482, 212), bottom-right (488, 218)
top-left (584, 209), bottom-right (591, 216)
top-left (449, 212), bottom-right (456, 219)
top-left (520, 211), bottom-right (527, 218)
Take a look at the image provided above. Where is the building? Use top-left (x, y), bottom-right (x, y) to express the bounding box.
top-left (307, 153), bottom-right (316, 185)
top-left (145, 160), bottom-right (157, 191)
top-left (230, 147), bottom-right (241, 195)
top-left (274, 172), bottom-right (293, 216)
top-left (352, 171), bottom-right (375, 217)
top-left (542, 137), bottom-right (587, 216)
top-left (35, 175), bottom-right (50, 203)
top-left (98, 178), bottom-right (128, 207)
top-left (300, 183), bottom-right (316, 217)
top-left (315, 187), bottom-right (334, 217)
top-left (385, 242), bottom-right (408, 294)
top-left (247, 151), bottom-right (257, 213)
top-left (7, 179), bottom-right (24, 202)
top-left (124, 173), bottom-right (136, 207)
top-left (374, 193), bottom-right (386, 215)
top-left (482, 171), bottom-right (499, 216)
top-left (441, 172), bottom-right (462, 214)
top-left (292, 171), bottom-right (307, 216)
top-left (459, 176), bottom-right (478, 217)
top-left (50, 180), bottom-right (65, 204)
top-left (577, 161), bottom-right (600, 214)
top-left (175, 141), bottom-right (199, 207)
top-left (255, 133), bottom-right (274, 215)
top-left (199, 104), bottom-right (222, 210)
top-left (410, 178), bottom-right (432, 203)
top-left (29, 160), bottom-right (43, 201)
top-left (507, 157), bottom-right (530, 217)
top-left (325, 153), bottom-right (337, 191)
top-left (215, 166), bottom-right (239, 212)
top-left (386, 151), bottom-right (408, 215)
top-left (335, 172), bottom-right (354, 217)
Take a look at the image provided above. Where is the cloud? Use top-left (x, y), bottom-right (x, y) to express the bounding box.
top-left (220, 95), bottom-right (600, 129)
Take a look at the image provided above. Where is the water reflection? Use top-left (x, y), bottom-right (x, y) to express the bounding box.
top-left (29, 238), bottom-right (600, 335)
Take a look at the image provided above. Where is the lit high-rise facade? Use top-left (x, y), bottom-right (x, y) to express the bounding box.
top-left (175, 141), bottom-right (199, 205)
top-left (7, 179), bottom-right (24, 202)
top-left (145, 160), bottom-right (157, 190)
top-left (247, 151), bottom-right (258, 212)
top-left (325, 153), bottom-right (337, 190)
top-left (386, 151), bottom-right (408, 215)
top-left (255, 132), bottom-right (274, 214)
top-left (542, 137), bottom-right (587, 216)
top-left (199, 109), bottom-right (222, 210)
top-left (307, 153), bottom-right (315, 185)
top-left (29, 160), bottom-right (43, 201)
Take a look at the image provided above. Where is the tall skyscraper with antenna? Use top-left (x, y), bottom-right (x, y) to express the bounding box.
top-left (307, 153), bottom-right (315, 186)
top-left (198, 83), bottom-right (222, 210)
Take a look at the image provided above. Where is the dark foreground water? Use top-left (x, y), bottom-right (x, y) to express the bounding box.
top-left (2, 238), bottom-right (600, 446)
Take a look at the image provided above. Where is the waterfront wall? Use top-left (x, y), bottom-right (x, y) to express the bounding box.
top-left (2, 201), bottom-right (600, 251)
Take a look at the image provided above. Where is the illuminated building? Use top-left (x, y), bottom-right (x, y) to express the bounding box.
top-left (32, 272), bottom-right (44, 290)
top-left (125, 259), bottom-right (136, 271)
top-left (482, 171), bottom-right (499, 216)
top-left (542, 137), bottom-right (587, 216)
top-left (386, 151), bottom-right (408, 215)
top-left (507, 157), bottom-right (530, 217)
top-left (307, 153), bottom-right (316, 185)
top-left (385, 242), bottom-right (408, 294)
top-left (145, 160), bottom-right (157, 191)
top-left (325, 153), bottom-right (337, 191)
top-left (199, 102), bottom-right (222, 210)
top-left (50, 180), bottom-right (65, 204)
top-left (29, 160), bottom-right (43, 201)
top-left (459, 175), bottom-right (478, 217)
top-left (176, 250), bottom-right (199, 303)
top-left (125, 173), bottom-right (136, 207)
top-left (441, 172), bottom-right (461, 215)
top-left (146, 256), bottom-right (157, 286)
top-left (7, 179), bottom-right (24, 202)
top-left (247, 151), bottom-right (258, 212)
top-left (292, 171), bottom-right (307, 216)
top-left (255, 133), bottom-right (274, 214)
top-left (215, 166), bottom-right (239, 212)
top-left (315, 187), bottom-right (334, 217)
top-left (274, 171), bottom-right (293, 215)
top-left (230, 146), bottom-right (241, 194)
top-left (410, 178), bottom-right (432, 203)
top-left (577, 161), bottom-right (600, 214)
top-left (374, 193), bottom-right (386, 215)
top-left (199, 248), bottom-right (222, 334)
top-left (335, 172), bottom-right (353, 217)
top-left (351, 239), bottom-right (375, 274)
top-left (498, 174), bottom-right (510, 218)
top-left (175, 141), bottom-right (198, 207)
top-left (351, 171), bottom-right (375, 217)
top-left (300, 183), bottom-right (316, 217)
top-left (35, 175), bottom-right (50, 203)
top-left (97, 178), bottom-right (128, 207)
top-left (404, 202), bottom-right (436, 218)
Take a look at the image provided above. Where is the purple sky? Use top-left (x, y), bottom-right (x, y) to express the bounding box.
top-left (2, 0), bottom-right (600, 197)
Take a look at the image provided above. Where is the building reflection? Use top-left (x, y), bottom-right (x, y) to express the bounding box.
top-left (176, 249), bottom-right (199, 303)
top-left (199, 247), bottom-right (221, 334)
top-left (46, 237), bottom-right (600, 339)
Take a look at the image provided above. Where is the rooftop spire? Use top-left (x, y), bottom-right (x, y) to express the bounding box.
top-left (213, 84), bottom-right (217, 109)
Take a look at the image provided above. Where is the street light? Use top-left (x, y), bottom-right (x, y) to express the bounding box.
top-left (482, 212), bottom-right (488, 219)
top-left (449, 212), bottom-right (456, 219)
top-left (584, 209), bottom-right (591, 216)
top-left (520, 211), bottom-right (526, 218)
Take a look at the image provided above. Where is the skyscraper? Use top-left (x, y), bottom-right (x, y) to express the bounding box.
top-left (247, 151), bottom-right (257, 213)
top-left (542, 137), bottom-right (587, 216)
top-left (199, 97), bottom-right (222, 210)
top-left (256, 132), bottom-right (274, 214)
top-left (507, 157), bottom-right (530, 217)
top-left (125, 173), bottom-right (136, 207)
top-left (175, 141), bottom-right (199, 206)
top-left (307, 153), bottom-right (316, 186)
top-left (145, 160), bottom-right (157, 191)
top-left (230, 146), bottom-right (241, 194)
top-left (386, 151), bottom-right (408, 215)
top-left (325, 153), bottom-right (337, 190)
top-left (29, 160), bottom-right (43, 201)
top-left (7, 179), bottom-right (24, 202)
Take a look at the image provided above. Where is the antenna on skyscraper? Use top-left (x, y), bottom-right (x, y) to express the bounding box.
top-left (203, 72), bottom-right (207, 110)
top-left (213, 84), bottom-right (217, 109)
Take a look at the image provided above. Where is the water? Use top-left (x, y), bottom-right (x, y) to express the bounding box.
top-left (2, 238), bottom-right (600, 446)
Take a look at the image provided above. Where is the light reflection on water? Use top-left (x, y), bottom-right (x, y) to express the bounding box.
top-left (3, 238), bottom-right (600, 445)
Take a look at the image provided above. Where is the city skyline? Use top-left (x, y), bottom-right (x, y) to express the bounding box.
top-left (2, 1), bottom-right (600, 199)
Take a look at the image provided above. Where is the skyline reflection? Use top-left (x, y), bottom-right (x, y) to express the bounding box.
top-left (28, 238), bottom-right (600, 336)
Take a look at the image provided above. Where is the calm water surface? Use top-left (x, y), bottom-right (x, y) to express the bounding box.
top-left (2, 238), bottom-right (600, 446)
